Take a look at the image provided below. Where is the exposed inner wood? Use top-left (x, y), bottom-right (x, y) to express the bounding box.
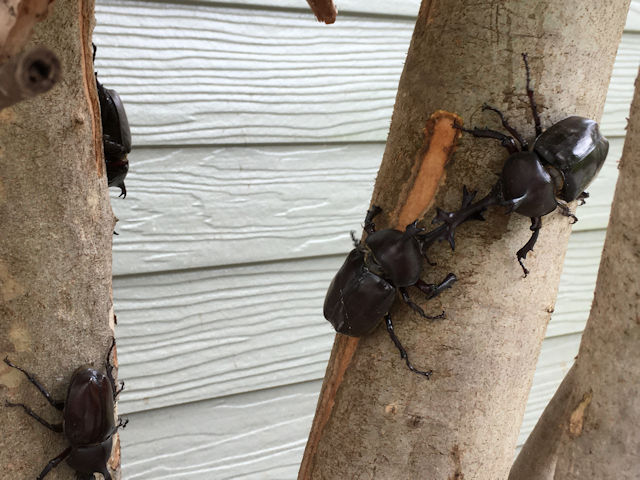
top-left (395, 111), bottom-right (462, 229)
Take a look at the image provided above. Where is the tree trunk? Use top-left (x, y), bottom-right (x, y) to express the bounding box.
top-left (509, 69), bottom-right (640, 480)
top-left (0, 1), bottom-right (119, 479)
top-left (299, 1), bottom-right (629, 479)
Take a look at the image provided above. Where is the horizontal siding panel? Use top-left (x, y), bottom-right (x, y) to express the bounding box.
top-left (94, 1), bottom-right (638, 146)
top-left (517, 333), bottom-right (581, 446)
top-left (545, 230), bottom-right (606, 337)
top-left (115, 229), bottom-right (604, 414)
top-left (114, 255), bottom-right (340, 413)
top-left (93, 0), bottom-right (412, 145)
top-left (111, 139), bottom-right (620, 276)
top-left (627, 1), bottom-right (640, 31)
top-left (110, 143), bottom-right (377, 276)
top-left (138, 0), bottom-right (640, 28)
top-left (121, 380), bottom-right (320, 479)
top-left (119, 334), bottom-right (583, 479)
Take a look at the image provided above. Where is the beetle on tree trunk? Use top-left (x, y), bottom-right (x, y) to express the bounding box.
top-left (93, 45), bottom-right (131, 199)
top-left (324, 191), bottom-right (484, 376)
top-left (432, 53), bottom-right (608, 276)
top-left (3, 339), bottom-right (127, 480)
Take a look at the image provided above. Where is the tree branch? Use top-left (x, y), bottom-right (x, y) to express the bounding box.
top-left (0, 45), bottom-right (60, 111)
top-left (509, 68), bottom-right (640, 480)
top-left (1, 0), bottom-right (54, 61)
top-left (306, 0), bottom-right (336, 24)
top-left (0, 0), bottom-right (119, 478)
top-left (299, 1), bottom-right (629, 478)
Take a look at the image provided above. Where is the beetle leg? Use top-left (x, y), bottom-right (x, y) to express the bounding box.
top-left (422, 251), bottom-right (437, 266)
top-left (99, 466), bottom-right (112, 480)
top-left (36, 447), bottom-right (71, 480)
top-left (516, 216), bottom-right (542, 277)
top-left (5, 401), bottom-right (63, 432)
top-left (117, 416), bottom-right (129, 430)
top-left (105, 338), bottom-right (122, 400)
top-left (482, 104), bottom-right (528, 150)
top-left (578, 191), bottom-right (589, 206)
top-left (3, 358), bottom-right (64, 410)
top-left (556, 202), bottom-right (578, 224)
top-left (399, 288), bottom-right (445, 320)
top-left (384, 314), bottom-right (432, 378)
top-left (363, 204), bottom-right (382, 234)
top-left (454, 122), bottom-right (519, 154)
top-left (415, 273), bottom-right (457, 300)
top-left (522, 53), bottom-right (543, 137)
top-left (420, 184), bottom-right (499, 252)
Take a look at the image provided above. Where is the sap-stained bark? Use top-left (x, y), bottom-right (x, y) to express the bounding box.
top-left (0, 1), bottom-right (118, 479)
top-left (509, 70), bottom-right (640, 480)
top-left (300, 1), bottom-right (629, 479)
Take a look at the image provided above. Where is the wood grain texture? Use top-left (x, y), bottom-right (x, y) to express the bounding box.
top-left (110, 139), bottom-right (621, 276)
top-left (118, 334), bottom-right (583, 480)
top-left (114, 229), bottom-right (604, 414)
top-left (93, 1), bottom-right (638, 146)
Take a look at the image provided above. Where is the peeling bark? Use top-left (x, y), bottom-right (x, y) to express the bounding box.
top-left (509, 69), bottom-right (640, 480)
top-left (0, 0), bottom-right (119, 479)
top-left (299, 1), bottom-right (629, 479)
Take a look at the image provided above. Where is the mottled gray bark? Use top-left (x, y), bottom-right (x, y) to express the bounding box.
top-left (300, 1), bottom-right (629, 479)
top-left (509, 69), bottom-right (640, 480)
top-left (0, 0), bottom-right (119, 479)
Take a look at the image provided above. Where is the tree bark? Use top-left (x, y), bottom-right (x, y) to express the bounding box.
top-left (509, 69), bottom-right (640, 480)
top-left (1, 0), bottom-right (54, 61)
top-left (299, 1), bottom-right (629, 479)
top-left (0, 1), bottom-right (119, 479)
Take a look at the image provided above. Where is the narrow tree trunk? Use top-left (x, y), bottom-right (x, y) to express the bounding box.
top-left (299, 1), bottom-right (629, 479)
top-left (0, 1), bottom-right (118, 479)
top-left (509, 69), bottom-right (640, 480)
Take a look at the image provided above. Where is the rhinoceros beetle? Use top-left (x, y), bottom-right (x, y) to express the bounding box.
top-left (323, 200), bottom-right (484, 377)
top-left (4, 339), bottom-right (127, 479)
top-left (93, 45), bottom-right (131, 198)
top-left (438, 53), bottom-right (608, 276)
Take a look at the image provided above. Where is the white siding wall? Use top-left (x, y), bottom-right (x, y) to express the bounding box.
top-left (94, 1), bottom-right (640, 478)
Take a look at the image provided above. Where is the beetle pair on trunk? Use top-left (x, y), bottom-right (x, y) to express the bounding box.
top-left (324, 53), bottom-right (608, 376)
top-left (4, 339), bottom-right (127, 479)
